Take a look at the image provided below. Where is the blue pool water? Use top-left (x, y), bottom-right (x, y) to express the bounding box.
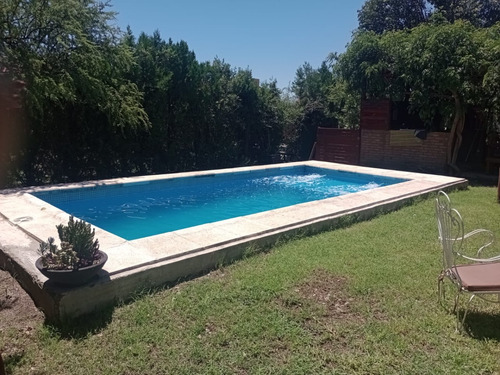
top-left (32, 166), bottom-right (407, 240)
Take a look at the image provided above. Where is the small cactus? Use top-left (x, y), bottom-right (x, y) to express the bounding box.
top-left (39, 216), bottom-right (100, 270)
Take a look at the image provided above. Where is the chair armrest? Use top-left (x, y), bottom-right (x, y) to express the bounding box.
top-left (458, 229), bottom-right (497, 261)
top-left (459, 254), bottom-right (500, 263)
top-left (463, 229), bottom-right (494, 242)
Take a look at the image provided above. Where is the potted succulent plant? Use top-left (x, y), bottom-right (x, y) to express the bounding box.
top-left (35, 216), bottom-right (107, 286)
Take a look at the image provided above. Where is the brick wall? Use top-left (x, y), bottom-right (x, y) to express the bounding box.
top-left (360, 129), bottom-right (450, 173)
top-left (313, 98), bottom-right (450, 173)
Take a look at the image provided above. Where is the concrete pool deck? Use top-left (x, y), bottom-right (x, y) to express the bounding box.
top-left (0, 161), bottom-right (467, 321)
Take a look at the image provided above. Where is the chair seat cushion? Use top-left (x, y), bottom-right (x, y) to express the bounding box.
top-left (455, 262), bottom-right (500, 292)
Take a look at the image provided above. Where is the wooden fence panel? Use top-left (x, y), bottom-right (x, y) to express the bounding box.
top-left (360, 99), bottom-right (391, 130)
top-left (314, 127), bottom-right (360, 165)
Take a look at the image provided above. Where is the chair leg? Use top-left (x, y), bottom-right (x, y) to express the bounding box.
top-left (458, 294), bottom-right (475, 332)
top-left (453, 288), bottom-right (461, 314)
top-left (438, 275), bottom-right (461, 314)
top-left (438, 276), bottom-right (443, 304)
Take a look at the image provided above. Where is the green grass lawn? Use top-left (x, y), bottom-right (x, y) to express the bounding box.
top-left (3, 186), bottom-right (500, 374)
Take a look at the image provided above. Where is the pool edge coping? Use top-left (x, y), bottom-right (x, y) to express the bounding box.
top-left (0, 161), bottom-right (468, 320)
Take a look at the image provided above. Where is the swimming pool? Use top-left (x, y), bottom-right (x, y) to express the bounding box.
top-left (31, 166), bottom-right (407, 240)
top-left (0, 161), bottom-right (468, 320)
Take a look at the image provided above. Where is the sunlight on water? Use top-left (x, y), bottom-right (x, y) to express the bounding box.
top-left (255, 174), bottom-right (382, 199)
top-left (257, 173), bottom-right (326, 186)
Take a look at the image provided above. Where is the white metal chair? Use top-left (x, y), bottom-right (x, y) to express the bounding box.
top-left (435, 190), bottom-right (500, 331)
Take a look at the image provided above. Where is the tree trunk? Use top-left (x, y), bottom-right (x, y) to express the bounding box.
top-left (447, 92), bottom-right (466, 169)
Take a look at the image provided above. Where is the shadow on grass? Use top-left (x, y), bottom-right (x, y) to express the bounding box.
top-left (464, 311), bottom-right (500, 340)
top-left (461, 174), bottom-right (498, 187)
top-left (43, 304), bottom-right (114, 340)
top-left (42, 265), bottom-right (228, 340)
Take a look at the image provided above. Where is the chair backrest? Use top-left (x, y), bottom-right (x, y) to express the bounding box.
top-left (435, 191), bottom-right (465, 271)
top-left (435, 191), bottom-right (451, 243)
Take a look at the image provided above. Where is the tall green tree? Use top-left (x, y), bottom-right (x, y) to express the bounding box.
top-left (338, 17), bottom-right (500, 167)
top-left (337, 32), bottom-right (390, 99)
top-left (358, 0), bottom-right (430, 33)
top-left (358, 0), bottom-right (500, 34)
top-left (383, 20), bottom-right (494, 165)
top-left (0, 1), bottom-right (291, 186)
top-left (127, 31), bottom-right (284, 172)
top-left (194, 58), bottom-right (241, 169)
top-left (1, 0), bottom-right (148, 129)
top-left (0, 0), bottom-right (149, 185)
top-left (255, 80), bottom-right (285, 163)
top-left (431, 0), bottom-right (500, 27)
top-left (291, 62), bottom-right (336, 159)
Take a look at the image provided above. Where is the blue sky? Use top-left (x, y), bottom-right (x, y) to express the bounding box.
top-left (111, 1), bottom-right (366, 89)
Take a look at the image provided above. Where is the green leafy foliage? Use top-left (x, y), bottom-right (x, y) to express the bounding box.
top-left (290, 62), bottom-right (338, 159)
top-left (1, 0), bottom-right (149, 127)
top-left (125, 32), bottom-right (285, 172)
top-left (337, 18), bottom-right (500, 164)
top-left (1, 8), bottom-right (289, 187)
top-left (358, 0), bottom-right (430, 34)
top-left (3, 0), bottom-right (499, 188)
top-left (337, 31), bottom-right (390, 100)
top-left (1, 0), bottom-right (152, 186)
top-left (431, 0), bottom-right (500, 27)
top-left (289, 0), bottom-right (500, 156)
top-left (358, 0), bottom-right (500, 34)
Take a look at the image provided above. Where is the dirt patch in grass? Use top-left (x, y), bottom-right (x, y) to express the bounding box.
top-left (0, 270), bottom-right (43, 331)
top-left (295, 269), bottom-right (355, 318)
top-left (0, 269), bottom-right (44, 363)
top-left (276, 268), bottom-right (388, 358)
top-left (278, 268), bottom-right (361, 322)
